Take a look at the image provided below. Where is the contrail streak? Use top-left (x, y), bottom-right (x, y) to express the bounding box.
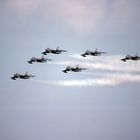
top-left (55, 79), bottom-right (117, 87)
top-left (49, 60), bottom-right (140, 73)
top-left (32, 55), bottom-right (140, 87)
top-left (72, 54), bottom-right (122, 62)
top-left (31, 74), bottom-right (140, 87)
top-left (55, 74), bottom-right (140, 87)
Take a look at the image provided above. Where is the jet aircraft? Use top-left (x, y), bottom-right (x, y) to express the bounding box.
top-left (42, 46), bottom-right (67, 55)
top-left (62, 65), bottom-right (87, 73)
top-left (81, 48), bottom-right (107, 57)
top-left (121, 54), bottom-right (140, 62)
top-left (11, 72), bottom-right (35, 80)
top-left (27, 55), bottom-right (51, 64)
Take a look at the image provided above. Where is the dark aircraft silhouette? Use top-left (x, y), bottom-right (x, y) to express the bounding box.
top-left (42, 46), bottom-right (67, 55)
top-left (11, 72), bottom-right (35, 80)
top-left (121, 54), bottom-right (140, 62)
top-left (27, 55), bottom-right (52, 64)
top-left (62, 65), bottom-right (87, 73)
top-left (81, 48), bottom-right (107, 57)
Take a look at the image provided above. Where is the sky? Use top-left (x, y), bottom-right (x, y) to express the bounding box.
top-left (0, 0), bottom-right (140, 140)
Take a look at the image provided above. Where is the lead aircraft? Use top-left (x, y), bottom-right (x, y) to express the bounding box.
top-left (62, 65), bottom-right (87, 73)
top-left (81, 48), bottom-right (107, 57)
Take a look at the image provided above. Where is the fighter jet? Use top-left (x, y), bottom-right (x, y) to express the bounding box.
top-left (81, 48), bottom-right (107, 57)
top-left (42, 46), bottom-right (67, 55)
top-left (121, 54), bottom-right (140, 62)
top-left (11, 72), bottom-right (35, 80)
top-left (27, 55), bottom-right (52, 64)
top-left (62, 65), bottom-right (87, 73)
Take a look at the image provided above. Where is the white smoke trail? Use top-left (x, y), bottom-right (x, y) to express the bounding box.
top-left (83, 62), bottom-right (140, 73)
top-left (56, 74), bottom-right (140, 87)
top-left (56, 79), bottom-right (117, 87)
top-left (31, 73), bottom-right (140, 87)
top-left (72, 54), bottom-right (122, 63)
top-left (52, 54), bottom-right (140, 73)
top-left (49, 60), bottom-right (140, 73)
top-left (33, 55), bottom-right (140, 87)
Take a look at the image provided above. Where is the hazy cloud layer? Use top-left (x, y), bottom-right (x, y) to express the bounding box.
top-left (108, 0), bottom-right (140, 24)
top-left (7, 0), bottom-right (42, 15)
top-left (3, 0), bottom-right (140, 32)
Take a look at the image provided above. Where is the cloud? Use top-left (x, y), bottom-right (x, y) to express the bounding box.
top-left (4, 0), bottom-right (140, 32)
top-left (7, 0), bottom-right (41, 16)
top-left (4, 0), bottom-right (107, 32)
top-left (56, 0), bottom-right (107, 32)
top-left (109, 0), bottom-right (140, 24)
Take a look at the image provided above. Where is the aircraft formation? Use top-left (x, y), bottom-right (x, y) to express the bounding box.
top-left (11, 47), bottom-right (140, 80)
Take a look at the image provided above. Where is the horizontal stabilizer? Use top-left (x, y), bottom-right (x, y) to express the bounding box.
top-left (81, 54), bottom-right (86, 57)
top-left (121, 58), bottom-right (126, 62)
top-left (62, 70), bottom-right (67, 73)
top-left (27, 61), bottom-right (33, 64)
top-left (11, 77), bottom-right (16, 80)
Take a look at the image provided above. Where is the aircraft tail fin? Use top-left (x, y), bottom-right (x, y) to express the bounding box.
top-left (56, 46), bottom-right (59, 50)
top-left (135, 53), bottom-right (138, 57)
